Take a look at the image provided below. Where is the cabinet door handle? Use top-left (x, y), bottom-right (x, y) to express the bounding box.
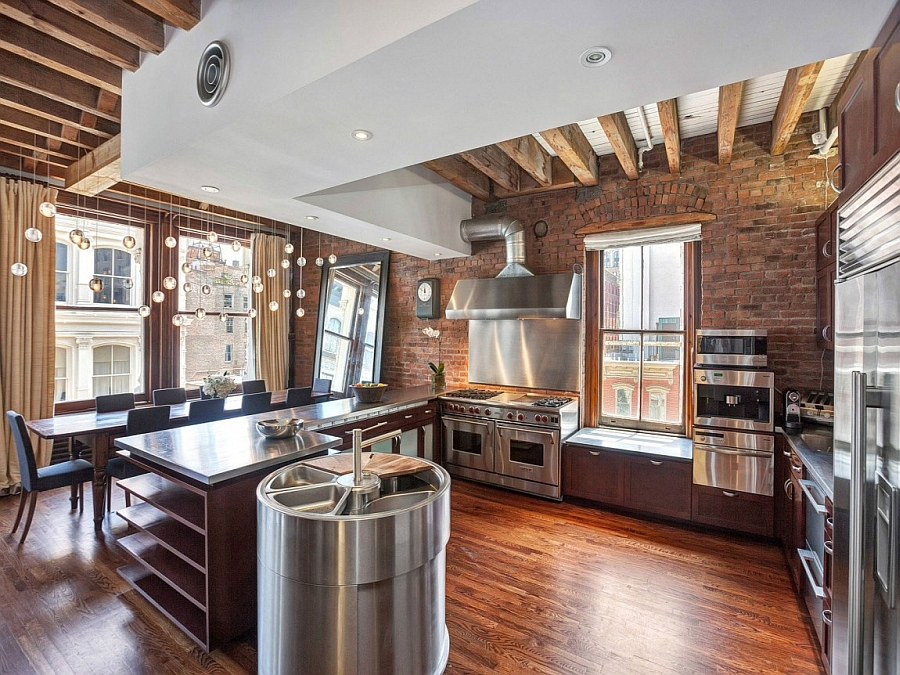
top-left (799, 548), bottom-right (826, 599)
top-left (589, 450), bottom-right (601, 456)
top-left (650, 460), bottom-right (663, 466)
top-left (782, 449), bottom-right (792, 458)
top-left (722, 490), bottom-right (738, 498)
top-left (823, 609), bottom-right (833, 626)
top-left (800, 478), bottom-right (828, 515)
top-left (825, 540), bottom-right (834, 555)
top-left (895, 81), bottom-right (900, 114)
top-left (822, 239), bottom-right (833, 259)
top-left (791, 462), bottom-right (803, 474)
top-left (404, 415), bottom-right (414, 420)
top-left (829, 162), bottom-right (843, 194)
top-left (784, 478), bottom-right (794, 499)
top-left (822, 325), bottom-right (832, 342)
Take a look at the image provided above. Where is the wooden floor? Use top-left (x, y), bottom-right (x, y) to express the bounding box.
top-left (0, 479), bottom-right (824, 675)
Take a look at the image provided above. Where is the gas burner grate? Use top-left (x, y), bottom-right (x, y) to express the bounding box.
top-left (532, 397), bottom-right (572, 408)
top-left (441, 388), bottom-right (500, 400)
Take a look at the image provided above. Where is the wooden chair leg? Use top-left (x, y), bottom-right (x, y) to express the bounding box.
top-left (11, 488), bottom-right (28, 534)
top-left (79, 482), bottom-right (84, 513)
top-left (106, 478), bottom-right (112, 513)
top-left (124, 490), bottom-right (131, 508)
top-left (70, 484), bottom-right (79, 511)
top-left (18, 492), bottom-right (38, 544)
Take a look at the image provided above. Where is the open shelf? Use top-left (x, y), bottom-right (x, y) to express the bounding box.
top-left (119, 563), bottom-right (208, 650)
top-left (118, 502), bottom-right (206, 572)
top-left (118, 531), bottom-right (207, 609)
top-left (117, 473), bottom-right (205, 533)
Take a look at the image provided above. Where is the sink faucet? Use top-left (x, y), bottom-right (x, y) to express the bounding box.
top-left (350, 423), bottom-right (402, 487)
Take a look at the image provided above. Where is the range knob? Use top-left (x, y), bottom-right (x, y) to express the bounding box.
top-left (534, 414), bottom-right (541, 422)
top-left (468, 406), bottom-right (475, 414)
top-left (484, 409), bottom-right (491, 416)
top-left (473, 407), bottom-right (480, 414)
top-left (507, 412), bottom-right (514, 420)
top-left (540, 415), bottom-right (549, 422)
top-left (517, 413), bottom-right (524, 421)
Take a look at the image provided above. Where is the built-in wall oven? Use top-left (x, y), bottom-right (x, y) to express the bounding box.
top-left (695, 328), bottom-right (768, 368)
top-left (693, 368), bottom-right (774, 433)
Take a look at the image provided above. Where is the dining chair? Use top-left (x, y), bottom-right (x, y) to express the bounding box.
top-left (152, 387), bottom-right (187, 405)
top-left (241, 379), bottom-right (267, 394)
top-left (6, 411), bottom-right (94, 544)
top-left (106, 405), bottom-right (171, 512)
top-left (95, 392), bottom-right (136, 413)
top-left (285, 386), bottom-right (313, 408)
top-left (311, 378), bottom-right (332, 402)
top-left (187, 397), bottom-right (226, 425)
top-left (241, 391), bottom-right (272, 415)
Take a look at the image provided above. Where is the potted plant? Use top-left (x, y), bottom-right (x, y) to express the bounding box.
top-left (423, 325), bottom-right (445, 390)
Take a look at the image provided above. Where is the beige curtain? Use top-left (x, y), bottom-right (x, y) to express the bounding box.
top-left (252, 233), bottom-right (288, 391)
top-left (0, 178), bottom-right (57, 493)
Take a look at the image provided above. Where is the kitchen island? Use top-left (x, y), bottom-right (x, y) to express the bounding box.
top-left (111, 384), bottom-right (442, 651)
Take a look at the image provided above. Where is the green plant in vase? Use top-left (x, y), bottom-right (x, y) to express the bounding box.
top-left (423, 325), bottom-right (446, 389)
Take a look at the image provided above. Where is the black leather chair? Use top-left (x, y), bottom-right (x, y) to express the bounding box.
top-left (152, 387), bottom-right (187, 405)
top-left (6, 411), bottom-right (94, 544)
top-left (95, 392), bottom-right (136, 413)
top-left (241, 379), bottom-right (267, 394)
top-left (106, 405), bottom-right (171, 512)
top-left (241, 391), bottom-right (272, 415)
top-left (187, 397), bottom-right (226, 425)
top-left (311, 378), bottom-right (332, 402)
top-left (285, 387), bottom-right (313, 408)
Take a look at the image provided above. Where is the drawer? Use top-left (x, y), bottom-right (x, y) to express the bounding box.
top-left (562, 445), bottom-right (626, 506)
top-left (691, 483), bottom-right (774, 537)
top-left (626, 456), bottom-right (692, 520)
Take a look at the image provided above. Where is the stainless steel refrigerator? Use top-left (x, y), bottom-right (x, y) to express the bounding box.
top-left (833, 151), bottom-right (900, 675)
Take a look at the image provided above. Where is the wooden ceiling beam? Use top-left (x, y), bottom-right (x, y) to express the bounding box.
top-left (0, 141), bottom-right (69, 168)
top-left (129, 0), bottom-right (200, 32)
top-left (45, 0), bottom-right (165, 54)
top-left (597, 112), bottom-right (639, 180)
top-left (0, 149), bottom-right (65, 180)
top-left (65, 133), bottom-right (120, 195)
top-left (0, 51), bottom-right (120, 124)
top-left (422, 156), bottom-right (492, 202)
top-left (494, 157), bottom-right (579, 199)
top-left (0, 17), bottom-right (122, 94)
top-left (0, 82), bottom-right (117, 138)
top-left (0, 0), bottom-right (140, 71)
top-left (0, 105), bottom-right (99, 149)
top-left (656, 98), bottom-right (681, 175)
top-left (0, 125), bottom-right (79, 160)
top-left (496, 134), bottom-right (553, 187)
top-left (575, 211), bottom-right (718, 236)
top-left (539, 123), bottom-right (598, 186)
top-left (771, 61), bottom-right (824, 155)
top-left (460, 145), bottom-right (520, 193)
top-left (717, 81), bottom-right (744, 164)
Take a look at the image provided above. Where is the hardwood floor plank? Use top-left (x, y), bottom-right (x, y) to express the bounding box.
top-left (0, 478), bottom-right (823, 674)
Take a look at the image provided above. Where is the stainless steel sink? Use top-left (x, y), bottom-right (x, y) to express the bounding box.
top-left (800, 432), bottom-right (833, 452)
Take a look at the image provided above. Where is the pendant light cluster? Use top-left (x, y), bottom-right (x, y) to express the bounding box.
top-left (10, 144), bottom-right (52, 277)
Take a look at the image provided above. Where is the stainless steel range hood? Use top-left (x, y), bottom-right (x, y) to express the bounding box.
top-left (446, 216), bottom-right (582, 320)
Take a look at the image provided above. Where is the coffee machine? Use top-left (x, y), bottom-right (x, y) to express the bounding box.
top-left (784, 389), bottom-right (802, 431)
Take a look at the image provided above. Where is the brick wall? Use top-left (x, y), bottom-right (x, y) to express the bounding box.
top-left (292, 111), bottom-right (836, 399)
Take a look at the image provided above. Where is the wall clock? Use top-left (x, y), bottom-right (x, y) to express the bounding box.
top-left (416, 278), bottom-right (441, 319)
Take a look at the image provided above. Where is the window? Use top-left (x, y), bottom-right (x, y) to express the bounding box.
top-left (226, 317), bottom-right (234, 334)
top-left (224, 344), bottom-right (233, 363)
top-left (595, 240), bottom-right (693, 433)
top-left (54, 347), bottom-right (67, 402)
top-left (224, 293), bottom-right (234, 309)
top-left (55, 243), bottom-right (68, 303)
top-left (242, 295), bottom-right (249, 310)
top-left (92, 344), bottom-right (132, 397)
top-left (93, 247), bottom-right (133, 304)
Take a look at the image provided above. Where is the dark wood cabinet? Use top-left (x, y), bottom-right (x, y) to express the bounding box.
top-left (785, 448), bottom-right (807, 592)
top-left (815, 206), bottom-right (837, 271)
top-left (563, 444), bottom-right (691, 521)
top-left (822, 497), bottom-right (834, 674)
top-left (837, 59), bottom-right (876, 197)
top-left (319, 401), bottom-right (439, 461)
top-left (817, 264), bottom-right (836, 350)
top-left (690, 484), bottom-right (774, 537)
top-left (774, 436), bottom-right (792, 542)
top-left (874, 12), bottom-right (900, 170)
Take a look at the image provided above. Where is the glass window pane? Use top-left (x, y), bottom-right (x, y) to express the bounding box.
top-left (180, 316), bottom-right (250, 389)
top-left (643, 243), bottom-right (683, 331)
top-left (94, 248), bottom-right (112, 274)
top-left (54, 347), bottom-right (67, 402)
top-left (178, 235), bottom-right (251, 313)
top-left (602, 247), bottom-right (641, 330)
top-left (641, 333), bottom-right (683, 425)
top-left (56, 272), bottom-right (67, 303)
top-left (601, 332), bottom-right (641, 420)
top-left (114, 249), bottom-right (131, 276)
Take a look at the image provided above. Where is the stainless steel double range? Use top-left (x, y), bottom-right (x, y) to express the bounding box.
top-left (440, 388), bottom-right (579, 500)
top-left (692, 329), bottom-right (775, 497)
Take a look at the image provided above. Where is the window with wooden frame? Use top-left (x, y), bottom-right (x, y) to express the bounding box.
top-left (584, 226), bottom-right (699, 435)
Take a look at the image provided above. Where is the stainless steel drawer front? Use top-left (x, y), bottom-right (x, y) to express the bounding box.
top-left (692, 442), bottom-right (774, 496)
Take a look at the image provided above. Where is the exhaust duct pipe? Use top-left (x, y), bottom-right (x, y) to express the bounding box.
top-left (460, 215), bottom-right (533, 277)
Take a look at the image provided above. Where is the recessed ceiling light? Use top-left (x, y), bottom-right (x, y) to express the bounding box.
top-left (352, 129), bottom-right (374, 141)
top-left (382, 237), bottom-right (392, 242)
top-left (200, 185), bottom-right (219, 193)
top-left (434, 252), bottom-right (442, 257)
top-left (305, 215), bottom-right (318, 220)
top-left (580, 46), bottom-right (612, 68)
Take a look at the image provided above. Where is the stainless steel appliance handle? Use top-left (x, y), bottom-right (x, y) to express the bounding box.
top-left (848, 370), bottom-right (867, 675)
top-left (695, 443), bottom-right (773, 458)
top-left (799, 548), bottom-right (826, 599)
top-left (799, 479), bottom-right (828, 515)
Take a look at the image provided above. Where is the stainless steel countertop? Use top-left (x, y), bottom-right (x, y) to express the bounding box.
top-left (780, 425), bottom-right (834, 500)
top-left (114, 384), bottom-right (441, 485)
top-left (565, 427), bottom-right (693, 461)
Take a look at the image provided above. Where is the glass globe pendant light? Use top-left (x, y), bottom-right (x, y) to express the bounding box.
top-left (151, 290), bottom-right (165, 303)
top-left (266, 268), bottom-right (276, 278)
top-left (248, 308), bottom-right (258, 319)
top-left (296, 256), bottom-right (307, 267)
top-left (219, 312), bottom-right (229, 323)
top-left (284, 242), bottom-right (294, 254)
top-left (201, 284), bottom-right (211, 295)
top-left (295, 307), bottom-right (305, 318)
top-left (138, 305), bottom-right (151, 317)
top-left (281, 259), bottom-right (290, 269)
top-left (123, 235), bottom-right (136, 249)
top-left (296, 288), bottom-right (305, 299)
top-left (181, 262), bottom-right (191, 274)
top-left (89, 278), bottom-right (103, 292)
top-left (165, 235), bottom-right (177, 248)
top-left (78, 237), bottom-right (91, 250)
top-left (172, 314), bottom-right (184, 327)
top-left (123, 278), bottom-right (134, 290)
top-left (207, 230), bottom-right (218, 244)
top-left (240, 274), bottom-right (249, 284)
top-left (253, 282), bottom-right (264, 294)
top-left (232, 239), bottom-right (242, 252)
top-left (10, 262), bottom-right (27, 277)
top-left (282, 288), bottom-right (291, 298)
top-left (268, 300), bottom-right (279, 312)
top-left (183, 282), bottom-right (193, 293)
top-left (195, 307), bottom-right (206, 319)
top-left (24, 227), bottom-right (43, 242)
top-left (251, 275), bottom-right (261, 285)
top-left (39, 201), bottom-right (56, 218)
top-left (69, 229), bottom-right (84, 245)
top-left (163, 276), bottom-right (177, 290)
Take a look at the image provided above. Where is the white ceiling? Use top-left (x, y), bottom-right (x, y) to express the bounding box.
top-left (121, 0), bottom-right (894, 259)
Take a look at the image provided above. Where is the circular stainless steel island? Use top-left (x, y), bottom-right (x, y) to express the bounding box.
top-left (256, 452), bottom-right (451, 675)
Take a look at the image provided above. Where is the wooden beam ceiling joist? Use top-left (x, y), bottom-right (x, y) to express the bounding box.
top-left (0, 149), bottom-right (64, 180)
top-left (46, 0), bottom-right (166, 54)
top-left (0, 125), bottom-right (79, 160)
top-left (0, 142), bottom-right (69, 168)
top-left (0, 83), bottom-right (117, 138)
top-left (0, 17), bottom-right (123, 94)
top-left (0, 105), bottom-right (101, 149)
top-left (0, 0), bottom-right (140, 71)
top-left (575, 211), bottom-right (718, 236)
top-left (717, 81), bottom-right (744, 164)
top-left (597, 112), bottom-right (639, 180)
top-left (497, 135), bottom-right (553, 187)
top-left (129, 0), bottom-right (200, 32)
top-left (422, 156), bottom-right (492, 202)
top-left (0, 51), bottom-right (120, 124)
top-left (64, 133), bottom-right (120, 195)
top-left (539, 124), bottom-right (598, 186)
top-left (656, 98), bottom-right (681, 174)
top-left (494, 157), bottom-right (578, 198)
top-left (460, 145), bottom-right (520, 193)
top-left (771, 61), bottom-right (824, 155)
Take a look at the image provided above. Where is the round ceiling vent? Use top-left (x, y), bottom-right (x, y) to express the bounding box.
top-left (197, 41), bottom-right (230, 107)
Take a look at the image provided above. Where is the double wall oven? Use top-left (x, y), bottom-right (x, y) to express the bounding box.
top-left (440, 389), bottom-right (579, 500)
top-left (692, 330), bottom-right (775, 497)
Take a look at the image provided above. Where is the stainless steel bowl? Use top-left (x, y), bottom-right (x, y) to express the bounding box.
top-left (256, 418), bottom-right (304, 439)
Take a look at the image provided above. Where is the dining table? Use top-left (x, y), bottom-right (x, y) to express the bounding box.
top-left (25, 391), bottom-right (288, 531)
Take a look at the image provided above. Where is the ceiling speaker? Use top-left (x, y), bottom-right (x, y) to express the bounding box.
top-left (197, 41), bottom-right (230, 107)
